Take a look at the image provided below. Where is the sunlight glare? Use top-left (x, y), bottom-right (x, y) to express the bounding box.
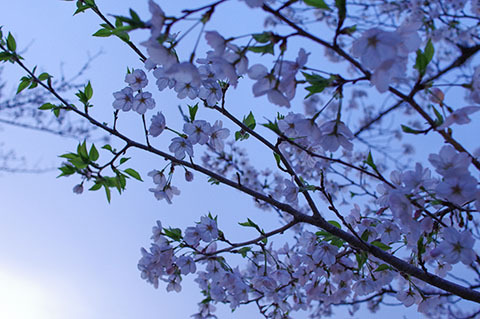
top-left (0, 270), bottom-right (52, 319)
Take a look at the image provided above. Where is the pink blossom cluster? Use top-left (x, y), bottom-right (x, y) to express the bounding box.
top-left (93, 0), bottom-right (480, 317)
top-left (352, 20), bottom-right (421, 92)
top-left (141, 1), bottom-right (249, 108)
top-left (139, 215), bottom-right (455, 318)
top-left (112, 69), bottom-right (156, 114)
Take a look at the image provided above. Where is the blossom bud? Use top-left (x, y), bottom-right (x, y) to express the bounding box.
top-left (73, 184), bottom-right (84, 194)
top-left (185, 170), bottom-right (194, 182)
top-left (429, 88), bottom-right (444, 105)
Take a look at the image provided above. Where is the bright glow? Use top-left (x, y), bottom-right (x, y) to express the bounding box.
top-left (0, 270), bottom-right (52, 319)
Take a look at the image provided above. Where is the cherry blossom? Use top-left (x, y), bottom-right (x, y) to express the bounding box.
top-left (205, 31), bottom-right (226, 55)
top-left (169, 137), bottom-right (194, 159)
top-left (112, 87), bottom-right (134, 111)
top-left (208, 120), bottom-right (230, 152)
top-left (148, 169), bottom-right (167, 189)
top-left (428, 145), bottom-right (471, 177)
top-left (149, 112), bottom-right (166, 137)
top-left (196, 216), bottom-right (219, 242)
top-left (438, 106), bottom-right (480, 129)
top-left (149, 184), bottom-right (181, 204)
top-left (430, 227), bottom-right (476, 265)
top-left (132, 91), bottom-right (156, 114)
top-left (198, 80), bottom-right (223, 106)
top-left (184, 120), bottom-right (212, 145)
top-left (125, 69), bottom-right (148, 91)
top-left (351, 28), bottom-right (401, 70)
top-left (435, 174), bottom-right (477, 205)
top-left (282, 179), bottom-right (298, 203)
top-left (318, 120), bottom-right (354, 152)
top-left (396, 289), bottom-right (422, 307)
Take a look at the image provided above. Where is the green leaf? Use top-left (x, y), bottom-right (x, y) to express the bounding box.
top-left (432, 106), bottom-right (444, 126)
top-left (113, 30), bottom-right (130, 42)
top-left (119, 157), bottom-right (130, 165)
top-left (124, 168), bottom-right (142, 181)
top-left (424, 39), bottom-right (434, 63)
top-left (374, 264), bottom-right (392, 272)
top-left (74, 5), bottom-right (90, 15)
top-left (69, 157), bottom-right (88, 169)
top-left (164, 227), bottom-right (182, 241)
top-left (208, 177), bottom-right (220, 185)
top-left (28, 81), bottom-right (38, 89)
top-left (371, 240), bottom-right (391, 251)
top-left (117, 172), bottom-right (127, 190)
top-left (414, 49), bottom-right (428, 75)
top-left (304, 0), bottom-right (331, 10)
top-left (6, 32), bottom-right (16, 51)
top-left (261, 120), bottom-right (281, 134)
top-left (237, 247), bottom-right (251, 258)
top-left (53, 108), bottom-right (61, 118)
top-left (243, 112), bottom-right (256, 130)
top-left (89, 182), bottom-right (102, 191)
top-left (417, 235), bottom-right (426, 255)
top-left (330, 237), bottom-right (345, 248)
top-left (89, 144), bottom-right (99, 161)
top-left (188, 103), bottom-right (198, 122)
top-left (74, 0), bottom-right (95, 15)
top-left (103, 184), bottom-right (111, 203)
top-left (84, 81), bottom-right (93, 100)
top-left (16, 79), bottom-right (31, 94)
top-left (234, 131), bottom-right (249, 141)
top-left (0, 52), bottom-right (13, 62)
top-left (414, 40), bottom-right (434, 77)
top-left (328, 220), bottom-right (341, 229)
top-left (252, 32), bottom-right (272, 43)
top-left (401, 124), bottom-right (424, 134)
top-left (364, 151), bottom-right (377, 171)
top-left (339, 25), bottom-right (357, 35)
top-left (92, 28), bottom-right (112, 37)
top-left (57, 164), bottom-right (76, 177)
top-left (238, 218), bottom-right (263, 234)
top-left (102, 144), bottom-right (116, 153)
top-left (273, 152), bottom-right (281, 166)
top-left (361, 230), bottom-right (370, 241)
top-left (355, 252), bottom-right (368, 270)
top-left (335, 0), bottom-right (346, 21)
top-left (129, 9), bottom-right (141, 22)
top-left (104, 176), bottom-right (117, 188)
top-left (302, 72), bottom-right (331, 98)
top-left (38, 72), bottom-right (50, 81)
top-left (59, 152), bottom-right (79, 160)
top-left (111, 174), bottom-right (123, 193)
top-left (113, 14), bottom-right (146, 30)
top-left (248, 43), bottom-right (274, 55)
top-left (75, 90), bottom-right (87, 104)
top-left (316, 230), bottom-right (329, 237)
top-left (316, 231), bottom-right (344, 248)
top-left (115, 17), bottom-right (123, 28)
top-left (77, 141), bottom-right (88, 161)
